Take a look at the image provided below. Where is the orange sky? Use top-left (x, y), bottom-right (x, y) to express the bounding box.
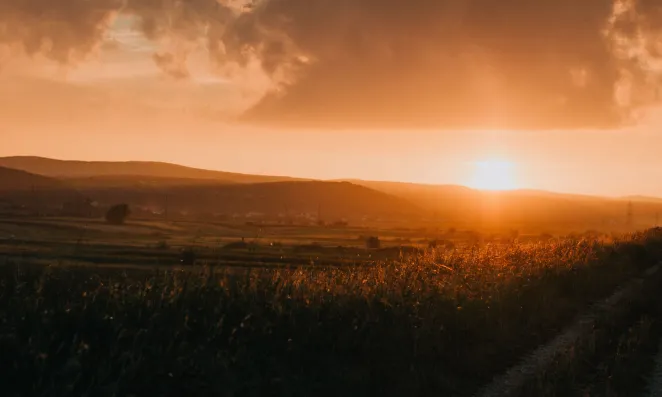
top-left (4, 106), bottom-right (662, 197)
top-left (2, 3), bottom-right (662, 197)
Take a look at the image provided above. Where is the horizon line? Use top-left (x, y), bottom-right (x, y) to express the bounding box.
top-left (1, 154), bottom-right (660, 202)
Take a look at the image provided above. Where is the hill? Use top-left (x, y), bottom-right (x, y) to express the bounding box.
top-left (344, 179), bottom-right (662, 231)
top-left (624, 195), bottom-right (662, 204)
top-left (3, 156), bottom-right (662, 230)
top-left (0, 156), bottom-right (305, 184)
top-left (0, 159), bottom-right (420, 221)
top-left (73, 181), bottom-right (422, 222)
top-left (0, 166), bottom-right (85, 212)
top-left (64, 175), bottom-right (236, 189)
top-left (0, 166), bottom-right (66, 191)
top-left (341, 179), bottom-right (476, 212)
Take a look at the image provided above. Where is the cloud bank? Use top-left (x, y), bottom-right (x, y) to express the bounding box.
top-left (1, 0), bottom-right (662, 130)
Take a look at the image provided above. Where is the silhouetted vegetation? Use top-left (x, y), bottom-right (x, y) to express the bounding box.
top-left (105, 203), bottom-right (131, 225)
top-left (365, 236), bottom-right (381, 249)
top-left (179, 247), bottom-right (197, 265)
top-left (3, 230), bottom-right (662, 396)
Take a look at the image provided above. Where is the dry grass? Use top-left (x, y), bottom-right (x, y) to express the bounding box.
top-left (2, 230), bottom-right (662, 396)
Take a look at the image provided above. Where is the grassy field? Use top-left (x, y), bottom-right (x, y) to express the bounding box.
top-left (2, 226), bottom-right (662, 396)
top-left (0, 217), bottom-right (611, 269)
top-left (0, 217), bottom-right (422, 268)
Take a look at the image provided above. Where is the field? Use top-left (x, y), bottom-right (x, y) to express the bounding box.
top-left (0, 217), bottom-right (557, 269)
top-left (2, 218), bottom-right (662, 396)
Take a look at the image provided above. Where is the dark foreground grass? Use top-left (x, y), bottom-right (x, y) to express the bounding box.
top-left (541, 276), bottom-right (662, 397)
top-left (2, 230), bottom-right (662, 397)
top-left (579, 315), bottom-right (660, 397)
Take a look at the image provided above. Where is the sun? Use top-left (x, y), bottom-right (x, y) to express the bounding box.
top-left (468, 159), bottom-right (518, 191)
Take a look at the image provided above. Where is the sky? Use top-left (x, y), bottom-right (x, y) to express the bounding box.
top-left (2, 0), bottom-right (662, 197)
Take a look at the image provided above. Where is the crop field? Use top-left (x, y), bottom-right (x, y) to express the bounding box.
top-left (0, 217), bottom-right (559, 269)
top-left (3, 225), bottom-right (662, 396)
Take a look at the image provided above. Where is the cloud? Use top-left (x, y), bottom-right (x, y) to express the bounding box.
top-left (2, 0), bottom-right (662, 130)
top-left (232, 0), bottom-right (662, 130)
top-left (0, 0), bottom-right (122, 64)
top-left (153, 52), bottom-right (190, 80)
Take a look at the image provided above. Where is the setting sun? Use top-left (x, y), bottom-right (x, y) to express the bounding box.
top-left (468, 160), bottom-right (518, 191)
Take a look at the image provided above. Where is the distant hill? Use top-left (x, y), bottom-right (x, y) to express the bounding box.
top-left (0, 166), bottom-right (84, 211)
top-left (3, 156), bottom-right (662, 230)
top-left (0, 157), bottom-right (306, 184)
top-left (0, 166), bottom-right (65, 191)
top-left (74, 181), bottom-right (422, 221)
top-left (344, 179), bottom-right (662, 230)
top-left (341, 179), bottom-right (476, 210)
top-left (0, 159), bottom-right (420, 220)
top-left (65, 175), bottom-right (235, 189)
top-left (624, 195), bottom-right (662, 204)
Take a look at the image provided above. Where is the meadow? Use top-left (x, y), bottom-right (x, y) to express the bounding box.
top-left (0, 217), bottom-right (607, 268)
top-left (2, 223), bottom-right (662, 396)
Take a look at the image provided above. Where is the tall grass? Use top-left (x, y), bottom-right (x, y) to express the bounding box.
top-left (2, 230), bottom-right (662, 396)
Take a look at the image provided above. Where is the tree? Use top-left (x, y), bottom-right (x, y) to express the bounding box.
top-left (105, 204), bottom-right (131, 225)
top-left (180, 247), bottom-right (197, 266)
top-left (365, 236), bottom-right (381, 249)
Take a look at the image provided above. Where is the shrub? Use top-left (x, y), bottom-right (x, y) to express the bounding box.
top-left (365, 236), bottom-right (381, 249)
top-left (105, 204), bottom-right (130, 225)
top-left (180, 247), bottom-right (197, 265)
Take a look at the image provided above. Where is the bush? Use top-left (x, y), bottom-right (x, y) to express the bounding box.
top-left (180, 247), bottom-right (197, 265)
top-left (365, 236), bottom-right (381, 249)
top-left (105, 204), bottom-right (130, 225)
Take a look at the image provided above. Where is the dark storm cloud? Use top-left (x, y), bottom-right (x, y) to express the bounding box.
top-left (233, 0), bottom-right (662, 129)
top-left (2, 0), bottom-right (662, 130)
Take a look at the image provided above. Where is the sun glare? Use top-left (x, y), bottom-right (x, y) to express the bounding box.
top-left (468, 160), bottom-right (518, 191)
